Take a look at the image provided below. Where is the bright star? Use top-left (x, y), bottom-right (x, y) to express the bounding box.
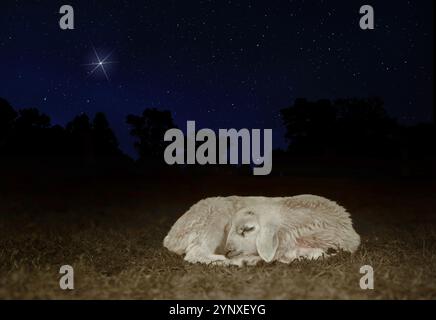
top-left (83, 47), bottom-right (117, 81)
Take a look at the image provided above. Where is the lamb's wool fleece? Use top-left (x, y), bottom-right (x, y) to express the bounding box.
top-left (279, 195), bottom-right (360, 253)
top-left (272, 195), bottom-right (360, 263)
top-left (163, 195), bottom-right (360, 265)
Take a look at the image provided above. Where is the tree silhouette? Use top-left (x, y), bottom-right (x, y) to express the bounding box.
top-left (10, 108), bottom-right (54, 155)
top-left (92, 112), bottom-right (120, 157)
top-left (0, 97), bottom-right (124, 163)
top-left (280, 98), bottom-right (336, 155)
top-left (126, 108), bottom-right (176, 162)
top-left (281, 97), bottom-right (400, 157)
top-left (14, 108), bottom-right (51, 130)
top-left (0, 98), bottom-right (17, 153)
top-left (333, 97), bottom-right (399, 156)
top-left (65, 112), bottom-right (124, 161)
top-left (66, 113), bottom-right (94, 160)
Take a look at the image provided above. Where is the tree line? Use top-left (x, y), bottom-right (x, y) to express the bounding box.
top-left (0, 96), bottom-right (434, 168)
top-left (281, 97), bottom-right (435, 159)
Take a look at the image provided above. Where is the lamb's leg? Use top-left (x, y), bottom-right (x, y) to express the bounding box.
top-left (184, 252), bottom-right (228, 265)
top-left (290, 236), bottom-right (330, 260)
top-left (279, 247), bottom-right (327, 263)
top-left (227, 255), bottom-right (263, 267)
top-left (296, 247), bottom-right (326, 260)
top-left (184, 246), bottom-right (231, 265)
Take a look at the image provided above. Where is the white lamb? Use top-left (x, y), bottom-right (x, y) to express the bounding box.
top-left (163, 195), bottom-right (360, 266)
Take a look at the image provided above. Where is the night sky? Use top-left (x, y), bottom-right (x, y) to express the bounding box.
top-left (0, 0), bottom-right (433, 156)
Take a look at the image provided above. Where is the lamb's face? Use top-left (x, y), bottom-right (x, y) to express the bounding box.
top-left (225, 205), bottom-right (281, 262)
top-left (225, 208), bottom-right (260, 258)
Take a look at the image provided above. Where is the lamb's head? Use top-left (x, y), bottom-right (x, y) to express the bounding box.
top-left (225, 205), bottom-right (281, 262)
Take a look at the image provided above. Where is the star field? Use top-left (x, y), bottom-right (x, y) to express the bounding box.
top-left (0, 0), bottom-right (433, 156)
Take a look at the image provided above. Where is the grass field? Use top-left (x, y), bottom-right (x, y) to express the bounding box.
top-left (1, 175), bottom-right (435, 299)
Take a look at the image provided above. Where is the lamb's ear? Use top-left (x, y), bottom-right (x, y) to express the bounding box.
top-left (256, 224), bottom-right (278, 262)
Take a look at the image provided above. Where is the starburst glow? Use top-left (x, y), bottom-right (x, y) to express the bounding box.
top-left (83, 47), bottom-right (116, 81)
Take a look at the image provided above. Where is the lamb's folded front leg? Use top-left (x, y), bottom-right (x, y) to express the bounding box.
top-left (279, 247), bottom-right (326, 263)
top-left (224, 255), bottom-right (263, 267)
top-left (296, 247), bottom-right (326, 260)
top-left (184, 247), bottom-right (230, 265)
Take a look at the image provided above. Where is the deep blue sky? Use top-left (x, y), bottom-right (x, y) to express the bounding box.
top-left (0, 0), bottom-right (433, 156)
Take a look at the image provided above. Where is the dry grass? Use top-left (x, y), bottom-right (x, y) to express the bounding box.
top-left (1, 176), bottom-right (435, 299)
